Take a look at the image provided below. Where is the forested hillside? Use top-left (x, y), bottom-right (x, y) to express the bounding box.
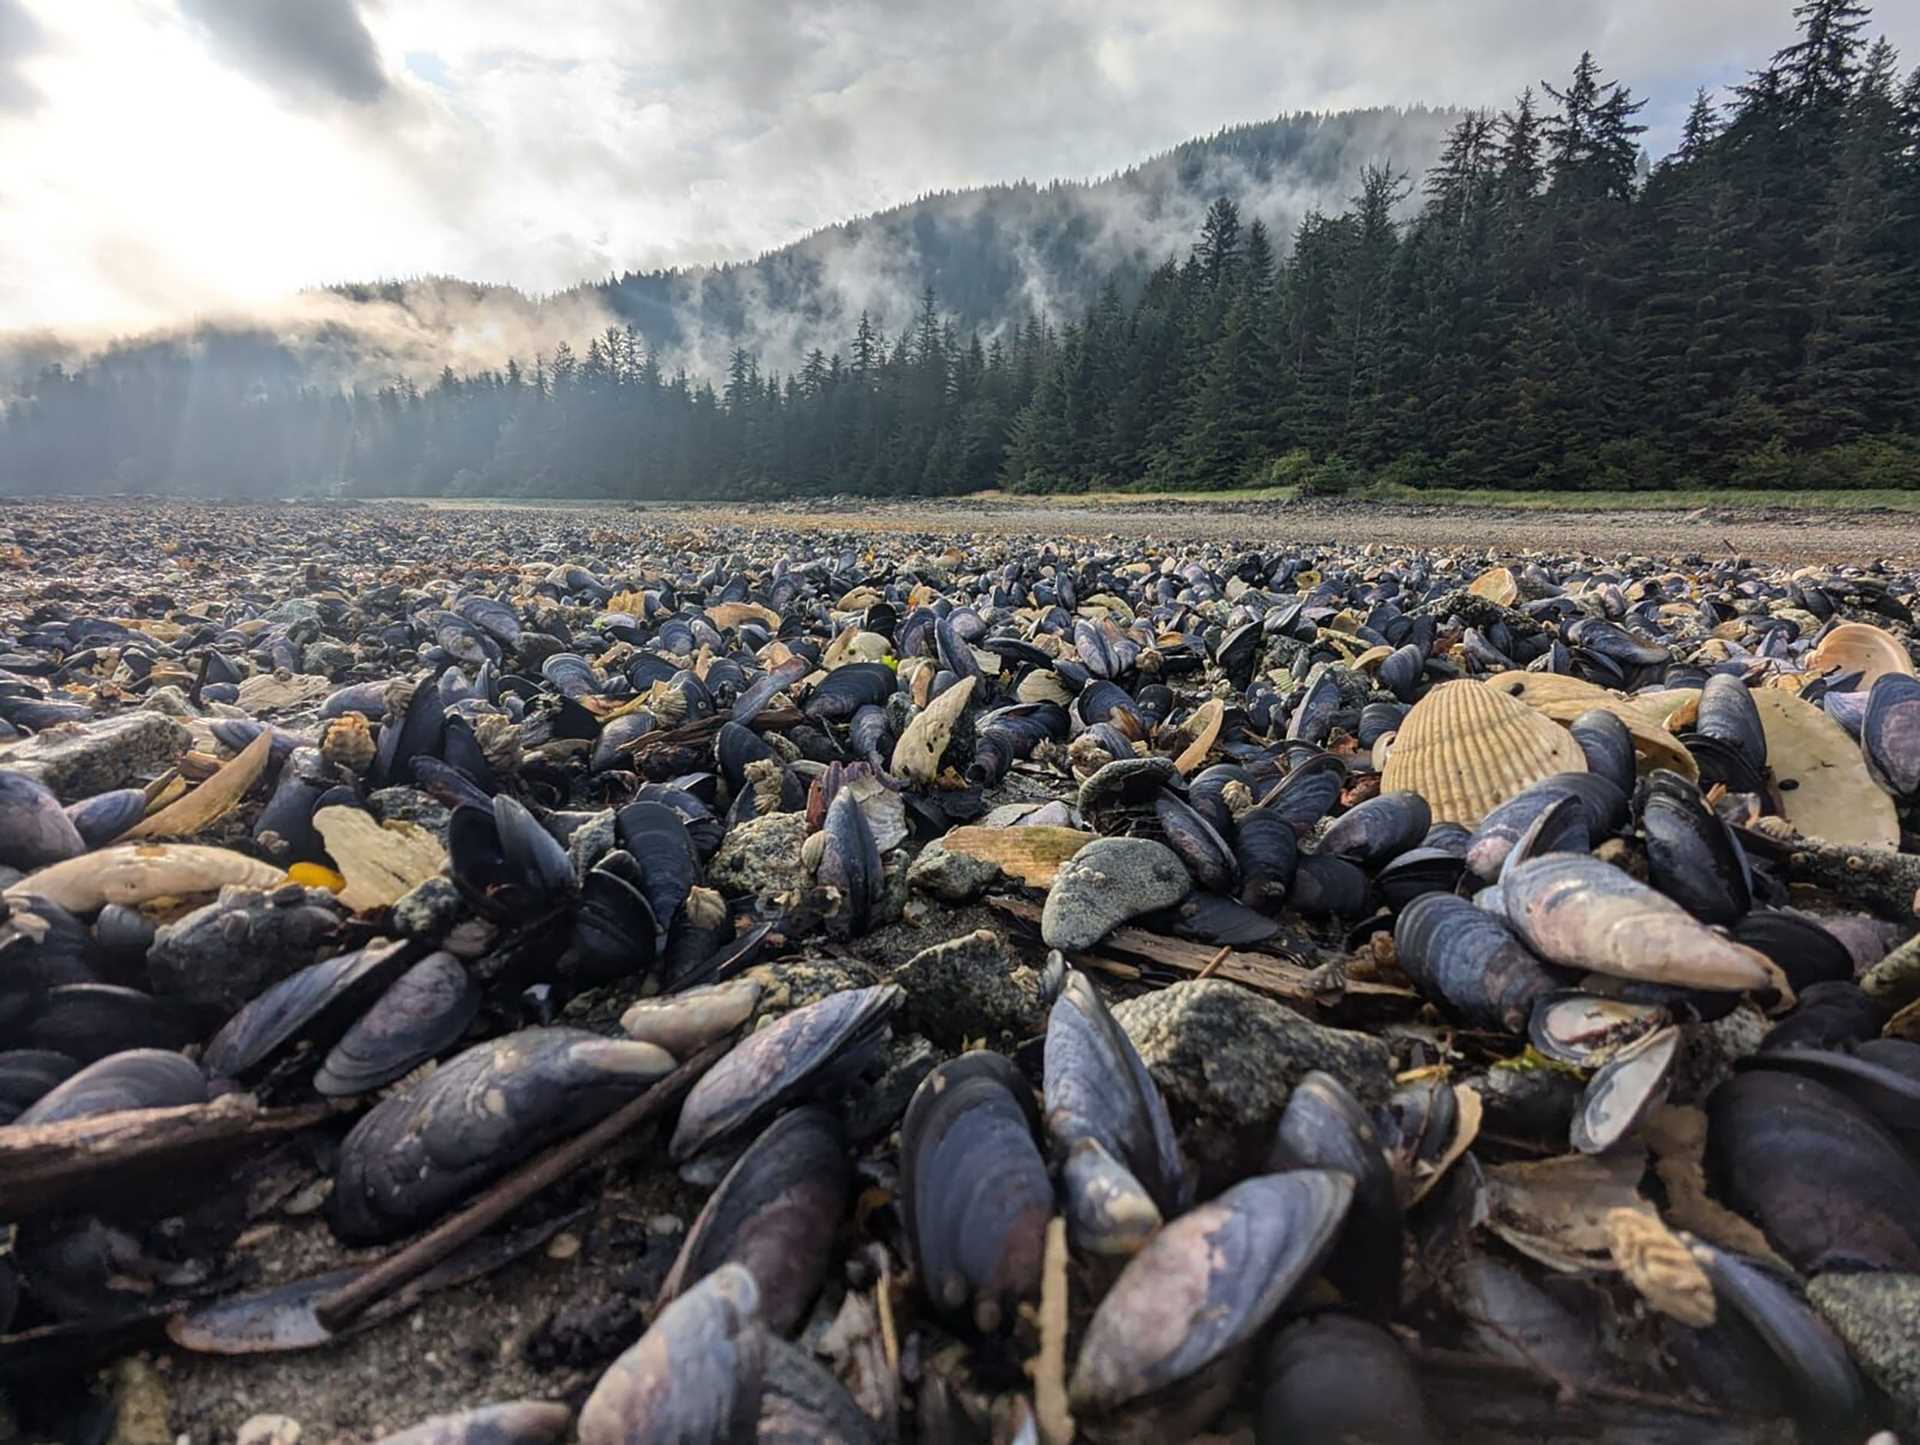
top-left (2, 0), bottom-right (1915, 497)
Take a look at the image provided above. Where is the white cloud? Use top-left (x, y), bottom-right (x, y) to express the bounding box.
top-left (0, 0), bottom-right (1913, 336)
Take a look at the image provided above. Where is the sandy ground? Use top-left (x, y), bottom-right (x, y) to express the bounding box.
top-left (675, 495), bottom-right (1920, 565)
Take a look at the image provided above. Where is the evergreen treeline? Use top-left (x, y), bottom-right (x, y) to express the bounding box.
top-left (3, 0), bottom-right (1917, 498)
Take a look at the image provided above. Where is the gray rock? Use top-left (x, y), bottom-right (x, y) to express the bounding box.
top-left (907, 838), bottom-right (1003, 903)
top-left (147, 883), bottom-right (347, 1012)
top-left (561, 809), bottom-right (617, 880)
top-left (893, 928), bottom-right (1048, 1050)
top-left (0, 713), bottom-right (191, 800)
top-left (139, 685), bottom-right (198, 719)
top-left (1809, 1272), bottom-right (1920, 1423)
top-left (301, 640), bottom-right (355, 675)
top-left (392, 875), bottom-right (467, 944)
top-left (1112, 979), bottom-right (1392, 1169)
top-left (368, 787), bottom-right (453, 846)
top-left (709, 812), bottom-right (809, 904)
top-left (265, 598), bottom-right (323, 627)
top-left (1041, 837), bottom-right (1190, 950)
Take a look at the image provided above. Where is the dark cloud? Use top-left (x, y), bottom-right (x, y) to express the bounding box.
top-left (179, 0), bottom-right (390, 108)
top-left (0, 0), bottom-right (46, 114)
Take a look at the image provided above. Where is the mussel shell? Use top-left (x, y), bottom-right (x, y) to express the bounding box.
top-left (1758, 979), bottom-right (1884, 1053)
top-left (1257, 1315), bottom-right (1432, 1445)
top-left (0, 1047), bottom-right (80, 1123)
top-left (1262, 754), bottom-right (1343, 835)
top-left (757, 1335), bottom-right (881, 1444)
top-left (13, 983), bottom-right (206, 1063)
top-left (1569, 708), bottom-right (1636, 795)
top-left (204, 939), bottom-right (415, 1082)
top-left (12, 1047), bottom-right (206, 1127)
top-left (1570, 1023), bottom-right (1678, 1153)
top-left (449, 798), bottom-right (574, 923)
top-left (1526, 989), bottom-right (1667, 1066)
top-left (670, 984), bottom-right (901, 1167)
top-left (658, 1105), bottom-right (850, 1334)
top-left (1464, 773), bottom-right (1624, 881)
top-left (902, 1051), bottom-right (1050, 1331)
top-left (1640, 772), bottom-right (1751, 926)
top-left (0, 771), bottom-right (86, 870)
top-left (613, 801), bottom-right (699, 933)
top-left (1317, 790), bottom-right (1430, 867)
top-left (1689, 1241), bottom-right (1866, 1429)
top-left (1288, 853), bottom-right (1371, 919)
top-left (1153, 792), bottom-right (1237, 894)
top-left (372, 1403), bottom-right (572, 1445)
top-left (1727, 910), bottom-right (1854, 994)
top-left (1069, 1170), bottom-right (1355, 1418)
top-left (1267, 1073), bottom-right (1401, 1317)
top-left (315, 952), bottom-right (480, 1097)
top-left (1693, 673), bottom-right (1768, 771)
top-left (1861, 671), bottom-right (1920, 798)
top-left (1285, 664), bottom-right (1340, 744)
top-left (816, 788), bottom-right (883, 940)
top-left (332, 1026), bottom-right (676, 1244)
top-left (1705, 1066), bottom-right (1920, 1273)
top-left (1044, 970), bottom-right (1186, 1230)
top-left (64, 788), bottom-right (149, 849)
top-left (1375, 846), bottom-right (1467, 910)
top-left (1233, 807), bottom-right (1299, 908)
top-left (804, 662), bottom-right (896, 722)
top-left (577, 1263), bottom-right (765, 1445)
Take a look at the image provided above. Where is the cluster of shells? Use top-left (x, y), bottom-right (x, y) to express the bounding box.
top-left (3, 502), bottom-right (1920, 1441)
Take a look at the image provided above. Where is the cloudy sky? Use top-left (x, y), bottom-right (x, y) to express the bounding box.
top-left (1, 0), bottom-right (1914, 336)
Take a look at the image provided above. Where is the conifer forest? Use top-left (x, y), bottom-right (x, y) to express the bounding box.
top-left (2, 0), bottom-right (1916, 498)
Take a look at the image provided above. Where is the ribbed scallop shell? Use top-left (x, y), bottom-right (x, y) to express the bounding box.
top-left (1808, 622), bottom-right (1917, 689)
top-left (1381, 679), bottom-right (1586, 825)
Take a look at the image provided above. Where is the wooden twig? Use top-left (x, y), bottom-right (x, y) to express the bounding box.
top-left (0, 1095), bottom-right (339, 1217)
top-left (987, 896), bottom-right (1416, 1008)
top-left (619, 705), bottom-right (804, 761)
top-left (1193, 943), bottom-right (1233, 981)
top-left (312, 1036), bottom-right (728, 1333)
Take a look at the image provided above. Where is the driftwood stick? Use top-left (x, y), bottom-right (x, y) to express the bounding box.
top-left (987, 896), bottom-right (1414, 1008)
top-left (0, 1095), bottom-right (339, 1217)
top-left (1781, 833), bottom-right (1920, 921)
top-left (620, 706), bottom-right (804, 761)
top-left (313, 1036), bottom-right (728, 1333)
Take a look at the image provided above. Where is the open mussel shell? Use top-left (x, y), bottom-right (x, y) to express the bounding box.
top-left (1688, 1239), bottom-right (1867, 1430)
top-left (1380, 679), bottom-right (1587, 826)
top-left (1639, 770), bottom-right (1752, 926)
top-left (1570, 1023), bottom-right (1678, 1154)
top-left (204, 938), bottom-right (415, 1082)
top-left (12, 1047), bottom-right (207, 1127)
top-left (1395, 894), bottom-right (1567, 1034)
top-left (331, 1026), bottom-right (677, 1244)
top-left (1044, 967), bottom-right (1186, 1253)
top-left (1705, 1066), bottom-right (1920, 1273)
top-left (315, 952), bottom-right (480, 1097)
top-left (1317, 790), bottom-right (1430, 867)
top-left (670, 984), bottom-right (901, 1171)
top-left (1267, 1072), bottom-right (1401, 1317)
top-left (902, 1051), bottom-right (1051, 1331)
top-left (1526, 990), bottom-right (1668, 1067)
top-left (449, 796), bottom-right (574, 922)
top-left (657, 1105), bottom-right (850, 1334)
top-left (578, 1263), bottom-right (765, 1445)
top-left (1256, 1314), bottom-right (1432, 1445)
top-left (1068, 1169), bottom-right (1355, 1427)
